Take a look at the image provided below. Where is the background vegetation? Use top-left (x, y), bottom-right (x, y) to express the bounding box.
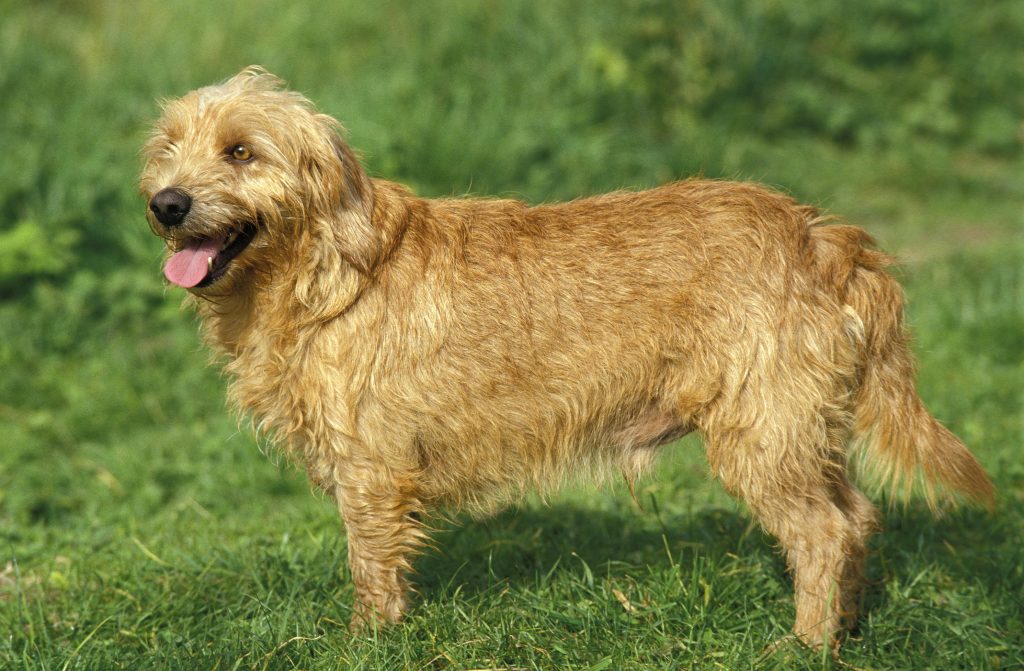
top-left (1, 0), bottom-right (1022, 668)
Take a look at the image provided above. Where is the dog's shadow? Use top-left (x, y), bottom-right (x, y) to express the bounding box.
top-left (416, 499), bottom-right (770, 595)
top-left (860, 503), bottom-right (1009, 611)
top-left (410, 496), bottom-right (1004, 629)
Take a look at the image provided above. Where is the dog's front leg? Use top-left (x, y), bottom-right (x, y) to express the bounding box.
top-left (333, 472), bottom-right (424, 631)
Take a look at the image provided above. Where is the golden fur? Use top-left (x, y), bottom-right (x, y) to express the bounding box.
top-left (139, 67), bottom-right (994, 651)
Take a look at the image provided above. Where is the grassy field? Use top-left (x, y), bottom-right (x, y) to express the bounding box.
top-left (2, 1), bottom-right (1023, 669)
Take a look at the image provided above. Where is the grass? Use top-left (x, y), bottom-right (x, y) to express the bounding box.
top-left (2, 1), bottom-right (1023, 669)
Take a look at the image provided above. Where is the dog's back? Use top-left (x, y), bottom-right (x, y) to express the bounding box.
top-left (374, 180), bottom-right (828, 498)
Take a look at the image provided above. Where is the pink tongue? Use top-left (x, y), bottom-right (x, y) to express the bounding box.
top-left (164, 237), bottom-right (225, 288)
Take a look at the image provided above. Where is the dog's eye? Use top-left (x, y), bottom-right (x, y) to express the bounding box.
top-left (229, 144), bottom-right (253, 162)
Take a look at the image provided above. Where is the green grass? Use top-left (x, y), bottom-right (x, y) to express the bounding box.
top-left (2, 1), bottom-right (1023, 669)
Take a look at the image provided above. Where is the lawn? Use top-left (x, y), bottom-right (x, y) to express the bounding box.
top-left (1, 1), bottom-right (1022, 669)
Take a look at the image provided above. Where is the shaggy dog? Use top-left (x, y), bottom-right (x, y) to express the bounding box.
top-left (140, 67), bottom-right (993, 651)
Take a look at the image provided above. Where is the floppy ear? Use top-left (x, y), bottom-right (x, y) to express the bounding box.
top-left (289, 116), bottom-right (383, 320)
top-left (301, 116), bottom-right (379, 275)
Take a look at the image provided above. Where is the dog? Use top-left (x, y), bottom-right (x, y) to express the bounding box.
top-left (139, 67), bottom-right (993, 651)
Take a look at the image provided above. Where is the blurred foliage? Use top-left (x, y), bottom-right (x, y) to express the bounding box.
top-left (611, 0), bottom-right (1024, 151)
top-left (0, 0), bottom-right (1021, 293)
top-left (0, 220), bottom-right (78, 287)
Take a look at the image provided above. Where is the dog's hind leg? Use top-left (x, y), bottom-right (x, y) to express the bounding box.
top-left (700, 413), bottom-right (876, 651)
top-left (333, 467), bottom-right (426, 631)
top-left (831, 473), bottom-right (877, 631)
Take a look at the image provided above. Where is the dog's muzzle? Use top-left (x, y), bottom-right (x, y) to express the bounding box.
top-left (149, 187), bottom-right (192, 228)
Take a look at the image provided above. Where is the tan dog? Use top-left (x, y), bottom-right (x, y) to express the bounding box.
top-left (140, 67), bottom-right (993, 650)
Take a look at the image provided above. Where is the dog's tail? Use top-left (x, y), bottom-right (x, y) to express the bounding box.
top-left (810, 223), bottom-right (995, 511)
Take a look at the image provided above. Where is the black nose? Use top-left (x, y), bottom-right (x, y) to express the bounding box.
top-left (149, 188), bottom-right (192, 227)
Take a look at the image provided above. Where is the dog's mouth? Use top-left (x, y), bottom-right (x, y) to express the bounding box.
top-left (163, 221), bottom-right (258, 289)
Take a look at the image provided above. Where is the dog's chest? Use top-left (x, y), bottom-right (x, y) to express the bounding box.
top-left (221, 321), bottom-right (368, 453)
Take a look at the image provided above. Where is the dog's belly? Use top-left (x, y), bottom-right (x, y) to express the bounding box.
top-left (402, 375), bottom-right (699, 507)
top-left (612, 404), bottom-right (694, 450)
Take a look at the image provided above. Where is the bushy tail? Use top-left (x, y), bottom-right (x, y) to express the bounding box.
top-left (811, 224), bottom-right (995, 510)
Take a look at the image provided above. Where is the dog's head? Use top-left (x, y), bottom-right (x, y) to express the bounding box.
top-left (140, 67), bottom-right (378, 301)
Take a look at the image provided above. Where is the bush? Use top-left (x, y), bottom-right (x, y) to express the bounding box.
top-left (599, 0), bottom-right (1024, 151)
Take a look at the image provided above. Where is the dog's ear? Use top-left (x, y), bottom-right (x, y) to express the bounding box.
top-left (300, 117), bottom-right (382, 275)
top-left (290, 116), bottom-right (387, 321)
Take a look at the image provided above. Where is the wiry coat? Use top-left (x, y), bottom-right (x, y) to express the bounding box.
top-left (140, 68), bottom-right (994, 651)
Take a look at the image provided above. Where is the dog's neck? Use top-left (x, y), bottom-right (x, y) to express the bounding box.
top-left (191, 252), bottom-right (368, 361)
top-left (188, 179), bottom-right (418, 454)
top-left (191, 258), bottom-right (374, 458)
